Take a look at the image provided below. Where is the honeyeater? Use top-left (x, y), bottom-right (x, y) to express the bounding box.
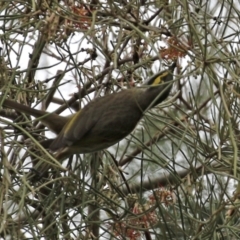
top-left (1, 62), bottom-right (176, 160)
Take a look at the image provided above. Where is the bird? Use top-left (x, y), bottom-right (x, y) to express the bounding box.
top-left (1, 62), bottom-right (176, 161)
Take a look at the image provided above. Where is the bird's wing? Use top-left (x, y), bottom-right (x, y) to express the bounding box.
top-left (67, 102), bottom-right (102, 142)
top-left (49, 101), bottom-right (102, 151)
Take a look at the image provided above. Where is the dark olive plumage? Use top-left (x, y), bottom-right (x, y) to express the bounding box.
top-left (1, 62), bottom-right (176, 160)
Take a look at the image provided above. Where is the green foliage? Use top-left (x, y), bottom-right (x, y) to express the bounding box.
top-left (0, 0), bottom-right (240, 239)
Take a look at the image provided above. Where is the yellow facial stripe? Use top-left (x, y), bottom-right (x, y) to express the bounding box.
top-left (152, 71), bottom-right (169, 85)
top-left (152, 76), bottom-right (161, 85)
